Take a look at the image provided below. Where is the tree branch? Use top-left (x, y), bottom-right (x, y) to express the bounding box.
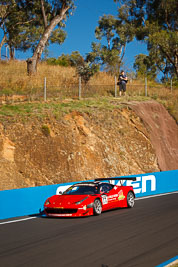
top-left (14, 18), bottom-right (36, 26)
top-left (0, 34), bottom-right (6, 60)
top-left (40, 0), bottom-right (48, 28)
top-left (33, 4), bottom-right (70, 61)
top-left (121, 44), bottom-right (126, 61)
top-left (0, 34), bottom-right (6, 48)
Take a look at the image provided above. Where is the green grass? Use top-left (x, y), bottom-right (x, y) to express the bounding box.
top-left (0, 97), bottom-right (121, 121)
top-left (0, 95), bottom-right (177, 123)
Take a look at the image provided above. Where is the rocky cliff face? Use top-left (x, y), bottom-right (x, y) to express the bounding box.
top-left (0, 101), bottom-right (177, 190)
top-left (130, 101), bottom-right (178, 171)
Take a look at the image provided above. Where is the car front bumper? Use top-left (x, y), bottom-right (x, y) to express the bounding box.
top-left (44, 205), bottom-right (94, 217)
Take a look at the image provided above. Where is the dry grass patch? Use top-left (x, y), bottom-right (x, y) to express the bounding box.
top-left (0, 60), bottom-right (177, 122)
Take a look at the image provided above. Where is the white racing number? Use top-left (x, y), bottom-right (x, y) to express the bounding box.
top-left (101, 195), bottom-right (108, 205)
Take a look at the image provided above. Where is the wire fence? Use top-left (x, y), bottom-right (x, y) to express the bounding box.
top-left (0, 76), bottom-right (176, 104)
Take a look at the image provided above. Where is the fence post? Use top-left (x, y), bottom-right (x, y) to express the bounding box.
top-left (115, 76), bottom-right (117, 97)
top-left (79, 76), bottom-right (81, 99)
top-left (44, 77), bottom-right (47, 101)
top-left (145, 77), bottom-right (147, 97)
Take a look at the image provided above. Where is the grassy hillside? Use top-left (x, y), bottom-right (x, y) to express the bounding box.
top-left (0, 60), bottom-right (177, 122)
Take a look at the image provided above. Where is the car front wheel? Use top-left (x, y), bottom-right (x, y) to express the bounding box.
top-left (93, 199), bottom-right (102, 215)
top-left (127, 191), bottom-right (135, 208)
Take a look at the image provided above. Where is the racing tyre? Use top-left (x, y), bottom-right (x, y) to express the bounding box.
top-left (93, 199), bottom-right (102, 215)
top-left (127, 191), bottom-right (135, 208)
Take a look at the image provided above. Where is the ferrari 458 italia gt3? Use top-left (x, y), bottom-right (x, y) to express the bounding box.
top-left (44, 177), bottom-right (136, 217)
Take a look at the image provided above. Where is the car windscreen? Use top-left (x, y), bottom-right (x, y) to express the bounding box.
top-left (63, 185), bottom-right (99, 195)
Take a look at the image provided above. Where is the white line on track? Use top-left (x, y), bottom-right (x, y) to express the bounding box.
top-left (0, 216), bottom-right (37, 225)
top-left (0, 191), bottom-right (177, 225)
top-left (135, 191), bottom-right (178, 201)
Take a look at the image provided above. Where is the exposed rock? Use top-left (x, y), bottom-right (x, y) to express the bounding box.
top-left (0, 101), bottom-right (177, 191)
top-left (129, 101), bottom-right (178, 171)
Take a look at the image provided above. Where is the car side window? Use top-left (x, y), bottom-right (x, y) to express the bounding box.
top-left (100, 183), bottom-right (113, 193)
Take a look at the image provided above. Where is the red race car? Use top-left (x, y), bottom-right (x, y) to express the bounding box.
top-left (44, 177), bottom-right (136, 217)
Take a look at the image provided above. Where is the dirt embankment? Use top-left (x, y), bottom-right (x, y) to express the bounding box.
top-left (0, 100), bottom-right (177, 190)
top-left (129, 101), bottom-right (178, 171)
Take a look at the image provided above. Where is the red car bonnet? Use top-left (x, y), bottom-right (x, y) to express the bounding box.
top-left (48, 194), bottom-right (90, 205)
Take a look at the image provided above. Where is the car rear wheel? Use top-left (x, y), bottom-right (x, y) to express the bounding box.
top-left (93, 199), bottom-right (102, 215)
top-left (127, 191), bottom-right (135, 208)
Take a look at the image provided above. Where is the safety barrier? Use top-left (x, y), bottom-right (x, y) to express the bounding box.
top-left (0, 170), bottom-right (178, 220)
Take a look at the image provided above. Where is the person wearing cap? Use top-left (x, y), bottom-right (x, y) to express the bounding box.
top-left (118, 70), bottom-right (128, 96)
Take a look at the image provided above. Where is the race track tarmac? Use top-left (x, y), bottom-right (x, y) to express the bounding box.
top-left (0, 193), bottom-right (178, 267)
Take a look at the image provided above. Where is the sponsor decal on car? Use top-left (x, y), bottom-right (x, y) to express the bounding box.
top-left (118, 190), bottom-right (125, 201)
top-left (108, 194), bottom-right (118, 202)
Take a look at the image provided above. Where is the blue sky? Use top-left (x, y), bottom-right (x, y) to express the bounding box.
top-left (0, 0), bottom-right (148, 72)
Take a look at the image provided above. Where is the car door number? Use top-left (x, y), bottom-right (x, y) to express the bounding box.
top-left (101, 195), bottom-right (108, 205)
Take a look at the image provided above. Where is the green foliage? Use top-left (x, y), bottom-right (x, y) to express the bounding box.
top-left (46, 51), bottom-right (84, 67)
top-left (46, 54), bottom-right (71, 67)
top-left (87, 8), bottom-right (135, 74)
top-left (95, 15), bottom-right (116, 48)
top-left (147, 27), bottom-right (178, 79)
top-left (0, 1), bottom-right (44, 56)
top-left (70, 51), bottom-right (84, 66)
top-left (114, 0), bottom-right (178, 79)
top-left (134, 54), bottom-right (157, 79)
top-left (76, 62), bottom-right (99, 84)
top-left (87, 42), bottom-right (122, 74)
top-left (0, 1), bottom-right (75, 61)
top-left (50, 28), bottom-right (67, 45)
top-left (46, 51), bottom-right (98, 83)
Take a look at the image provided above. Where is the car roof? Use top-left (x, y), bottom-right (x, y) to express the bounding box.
top-left (73, 181), bottom-right (112, 187)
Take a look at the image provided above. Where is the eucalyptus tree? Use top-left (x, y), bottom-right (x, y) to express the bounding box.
top-left (0, 0), bottom-right (15, 59)
top-left (26, 0), bottom-right (75, 75)
top-left (87, 6), bottom-right (135, 74)
top-left (0, 1), bottom-right (75, 73)
top-left (0, 0), bottom-right (43, 60)
top-left (133, 54), bottom-right (157, 80)
top-left (114, 0), bottom-right (178, 78)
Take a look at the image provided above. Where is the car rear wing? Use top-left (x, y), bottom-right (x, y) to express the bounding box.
top-left (94, 177), bottom-right (136, 185)
top-left (95, 177), bottom-right (137, 182)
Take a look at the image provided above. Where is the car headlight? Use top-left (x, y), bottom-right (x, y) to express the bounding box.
top-left (75, 196), bottom-right (88, 205)
top-left (45, 200), bottom-right (50, 205)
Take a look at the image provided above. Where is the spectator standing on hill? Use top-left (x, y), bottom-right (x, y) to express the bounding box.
top-left (118, 70), bottom-right (128, 96)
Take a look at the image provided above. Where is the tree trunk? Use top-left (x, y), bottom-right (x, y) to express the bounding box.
top-left (27, 57), bottom-right (38, 75)
top-left (0, 35), bottom-right (6, 60)
top-left (27, 5), bottom-right (70, 75)
top-left (9, 46), bottom-right (15, 60)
